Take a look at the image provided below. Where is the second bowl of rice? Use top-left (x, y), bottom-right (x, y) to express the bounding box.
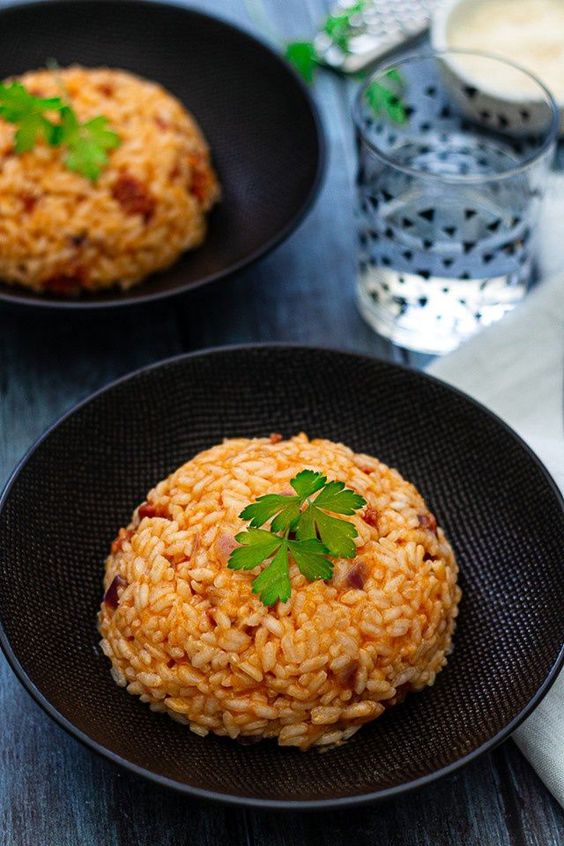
top-left (0, 66), bottom-right (219, 295)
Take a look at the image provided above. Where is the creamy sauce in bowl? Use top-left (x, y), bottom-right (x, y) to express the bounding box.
top-left (446, 0), bottom-right (564, 102)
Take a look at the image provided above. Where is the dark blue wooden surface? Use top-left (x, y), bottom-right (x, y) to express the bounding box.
top-left (1, 1), bottom-right (563, 843)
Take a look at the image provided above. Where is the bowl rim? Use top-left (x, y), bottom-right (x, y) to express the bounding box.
top-left (0, 0), bottom-right (326, 311)
top-left (1, 342), bottom-right (563, 810)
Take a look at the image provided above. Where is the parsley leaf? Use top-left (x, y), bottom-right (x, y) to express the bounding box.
top-left (290, 469), bottom-right (327, 497)
top-left (229, 533), bottom-right (332, 605)
top-left (297, 506), bottom-right (358, 558)
top-left (313, 480), bottom-right (366, 514)
top-left (13, 114), bottom-right (54, 153)
top-left (63, 112), bottom-right (121, 181)
top-left (227, 468), bottom-right (366, 605)
top-left (228, 529), bottom-right (282, 570)
top-left (0, 82), bottom-right (65, 153)
top-left (384, 68), bottom-right (404, 88)
top-left (287, 537), bottom-right (332, 581)
top-left (365, 69), bottom-right (408, 125)
top-left (240, 493), bottom-right (301, 531)
top-left (270, 499), bottom-right (302, 533)
top-left (251, 544), bottom-right (291, 605)
top-left (285, 42), bottom-right (318, 84)
top-left (0, 81), bottom-right (63, 122)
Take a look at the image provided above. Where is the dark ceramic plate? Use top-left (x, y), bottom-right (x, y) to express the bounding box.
top-left (0, 0), bottom-right (324, 309)
top-left (0, 346), bottom-right (563, 808)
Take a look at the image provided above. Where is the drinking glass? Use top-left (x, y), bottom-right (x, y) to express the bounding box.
top-left (354, 50), bottom-right (558, 354)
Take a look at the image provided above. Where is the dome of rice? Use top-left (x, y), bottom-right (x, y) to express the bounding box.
top-left (99, 434), bottom-right (460, 750)
top-left (0, 66), bottom-right (219, 294)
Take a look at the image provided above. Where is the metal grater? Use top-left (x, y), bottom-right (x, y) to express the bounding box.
top-left (314, 0), bottom-right (437, 74)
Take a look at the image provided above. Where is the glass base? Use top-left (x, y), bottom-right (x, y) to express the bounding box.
top-left (357, 267), bottom-right (527, 355)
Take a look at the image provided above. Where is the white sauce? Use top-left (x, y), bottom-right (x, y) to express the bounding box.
top-left (447, 0), bottom-right (564, 101)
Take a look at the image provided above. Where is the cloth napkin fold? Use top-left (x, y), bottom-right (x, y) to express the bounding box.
top-left (428, 270), bottom-right (564, 807)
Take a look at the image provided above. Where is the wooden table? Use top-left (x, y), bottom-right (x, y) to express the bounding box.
top-left (1, 1), bottom-right (563, 843)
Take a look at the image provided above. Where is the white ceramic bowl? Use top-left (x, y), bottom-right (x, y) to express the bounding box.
top-left (432, 0), bottom-right (564, 135)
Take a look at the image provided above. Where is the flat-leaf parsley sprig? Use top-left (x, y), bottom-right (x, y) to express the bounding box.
top-left (228, 470), bottom-right (366, 606)
top-left (0, 75), bottom-right (121, 180)
top-left (0, 82), bottom-right (65, 153)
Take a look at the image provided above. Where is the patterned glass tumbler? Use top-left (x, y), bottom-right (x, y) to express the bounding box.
top-left (354, 50), bottom-right (558, 354)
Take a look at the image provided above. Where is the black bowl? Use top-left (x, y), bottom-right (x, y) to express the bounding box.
top-left (0, 0), bottom-right (324, 309)
top-left (0, 346), bottom-right (562, 808)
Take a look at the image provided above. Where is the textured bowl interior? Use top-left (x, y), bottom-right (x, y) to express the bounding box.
top-left (0, 346), bottom-right (563, 806)
top-left (0, 0), bottom-right (322, 308)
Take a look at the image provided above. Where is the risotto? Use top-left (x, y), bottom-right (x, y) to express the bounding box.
top-left (99, 434), bottom-right (461, 750)
top-left (0, 66), bottom-right (219, 293)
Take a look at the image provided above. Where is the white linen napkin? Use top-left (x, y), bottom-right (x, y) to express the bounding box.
top-left (428, 262), bottom-right (564, 806)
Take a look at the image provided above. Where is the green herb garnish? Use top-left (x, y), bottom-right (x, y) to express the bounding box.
top-left (0, 82), bottom-right (65, 153)
top-left (59, 108), bottom-right (121, 180)
top-left (285, 42), bottom-right (318, 85)
top-left (0, 76), bottom-right (121, 180)
top-left (283, 3), bottom-right (408, 125)
top-left (285, 0), bottom-right (369, 83)
top-left (228, 470), bottom-right (366, 606)
top-left (323, 0), bottom-right (366, 52)
top-left (365, 69), bottom-right (407, 125)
